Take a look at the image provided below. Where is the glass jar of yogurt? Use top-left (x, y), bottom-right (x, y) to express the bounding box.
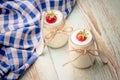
top-left (69, 29), bottom-right (95, 68)
top-left (43, 10), bottom-right (68, 48)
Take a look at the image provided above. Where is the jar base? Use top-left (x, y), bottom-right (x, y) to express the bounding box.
top-left (71, 59), bottom-right (96, 69)
top-left (48, 40), bottom-right (68, 49)
top-left (47, 33), bottom-right (68, 48)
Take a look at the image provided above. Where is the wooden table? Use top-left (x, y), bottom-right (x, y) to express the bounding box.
top-left (20, 0), bottom-right (120, 80)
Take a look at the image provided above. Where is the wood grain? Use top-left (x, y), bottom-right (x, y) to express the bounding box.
top-left (50, 0), bottom-right (120, 80)
top-left (21, 0), bottom-right (120, 80)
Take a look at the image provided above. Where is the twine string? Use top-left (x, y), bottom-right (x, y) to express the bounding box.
top-left (44, 26), bottom-right (73, 46)
top-left (62, 41), bottom-right (107, 67)
top-left (63, 46), bottom-right (100, 66)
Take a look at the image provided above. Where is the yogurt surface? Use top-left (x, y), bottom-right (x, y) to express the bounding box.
top-left (71, 29), bottom-right (93, 46)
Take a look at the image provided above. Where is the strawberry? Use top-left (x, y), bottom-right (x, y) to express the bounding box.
top-left (76, 29), bottom-right (88, 42)
top-left (46, 11), bottom-right (57, 23)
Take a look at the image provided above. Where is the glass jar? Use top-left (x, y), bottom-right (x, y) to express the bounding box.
top-left (43, 10), bottom-right (68, 48)
top-left (69, 29), bottom-right (95, 68)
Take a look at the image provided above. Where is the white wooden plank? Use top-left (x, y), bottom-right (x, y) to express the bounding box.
top-left (48, 45), bottom-right (75, 80)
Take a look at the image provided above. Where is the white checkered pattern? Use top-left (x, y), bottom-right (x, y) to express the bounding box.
top-left (0, 0), bottom-right (75, 79)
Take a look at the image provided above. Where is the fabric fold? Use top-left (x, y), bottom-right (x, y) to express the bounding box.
top-left (0, 0), bottom-right (75, 79)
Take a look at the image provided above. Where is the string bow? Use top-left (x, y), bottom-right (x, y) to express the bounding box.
top-left (44, 26), bottom-right (73, 46)
top-left (63, 41), bottom-right (108, 67)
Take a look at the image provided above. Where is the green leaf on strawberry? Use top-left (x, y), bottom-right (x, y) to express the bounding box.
top-left (46, 11), bottom-right (57, 24)
top-left (76, 29), bottom-right (88, 42)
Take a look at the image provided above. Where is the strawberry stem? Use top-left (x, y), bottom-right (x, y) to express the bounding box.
top-left (47, 11), bottom-right (55, 18)
top-left (77, 29), bottom-right (88, 41)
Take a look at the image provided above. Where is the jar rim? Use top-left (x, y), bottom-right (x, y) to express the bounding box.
top-left (44, 10), bottom-right (64, 28)
top-left (70, 29), bottom-right (93, 47)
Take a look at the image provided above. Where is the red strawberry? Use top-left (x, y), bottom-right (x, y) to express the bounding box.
top-left (76, 29), bottom-right (88, 42)
top-left (46, 11), bottom-right (57, 23)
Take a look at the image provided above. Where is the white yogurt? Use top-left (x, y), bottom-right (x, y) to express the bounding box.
top-left (43, 10), bottom-right (68, 48)
top-left (69, 29), bottom-right (95, 68)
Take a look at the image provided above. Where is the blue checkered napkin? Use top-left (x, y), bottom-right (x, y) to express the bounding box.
top-left (0, 1), bottom-right (41, 79)
top-left (0, 0), bottom-right (75, 80)
top-left (38, 0), bottom-right (76, 17)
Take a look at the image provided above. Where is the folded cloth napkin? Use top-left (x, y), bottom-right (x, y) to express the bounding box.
top-left (0, 0), bottom-right (75, 80)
